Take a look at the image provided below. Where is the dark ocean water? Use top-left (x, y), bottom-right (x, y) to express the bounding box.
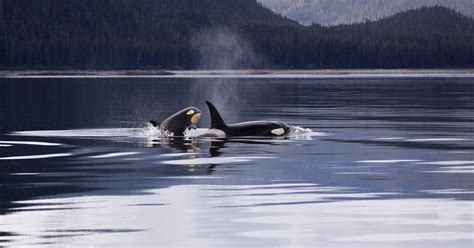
top-left (0, 76), bottom-right (473, 247)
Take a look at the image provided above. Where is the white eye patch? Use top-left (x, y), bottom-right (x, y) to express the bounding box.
top-left (271, 128), bottom-right (285, 136)
top-left (186, 110), bottom-right (195, 116)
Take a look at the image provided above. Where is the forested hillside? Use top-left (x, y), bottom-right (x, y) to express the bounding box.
top-left (329, 6), bottom-right (474, 36)
top-left (1, 0), bottom-right (474, 69)
top-left (258, 0), bottom-right (474, 26)
top-left (316, 6), bottom-right (474, 68)
top-left (1, 0), bottom-right (298, 69)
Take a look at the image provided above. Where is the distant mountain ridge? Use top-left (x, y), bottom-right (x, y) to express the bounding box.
top-left (327, 6), bottom-right (474, 36)
top-left (258, 0), bottom-right (474, 25)
top-left (1, 1), bottom-right (474, 69)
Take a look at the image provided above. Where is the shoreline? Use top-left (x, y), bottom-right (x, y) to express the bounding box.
top-left (1, 69), bottom-right (474, 79)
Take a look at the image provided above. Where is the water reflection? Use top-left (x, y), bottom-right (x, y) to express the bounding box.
top-left (1, 183), bottom-right (473, 247)
top-left (0, 77), bottom-right (473, 247)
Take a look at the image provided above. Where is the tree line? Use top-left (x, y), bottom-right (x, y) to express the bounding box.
top-left (1, 0), bottom-right (473, 69)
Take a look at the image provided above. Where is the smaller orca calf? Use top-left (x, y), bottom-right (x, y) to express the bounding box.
top-left (150, 107), bottom-right (201, 136)
top-left (200, 101), bottom-right (290, 138)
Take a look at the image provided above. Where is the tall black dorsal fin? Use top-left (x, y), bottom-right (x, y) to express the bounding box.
top-left (206, 101), bottom-right (227, 129)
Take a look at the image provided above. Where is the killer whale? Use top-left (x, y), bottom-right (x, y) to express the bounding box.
top-left (150, 106), bottom-right (201, 136)
top-left (200, 101), bottom-right (290, 138)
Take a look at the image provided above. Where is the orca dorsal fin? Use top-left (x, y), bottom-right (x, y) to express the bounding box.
top-left (206, 101), bottom-right (227, 129)
top-left (149, 120), bottom-right (161, 127)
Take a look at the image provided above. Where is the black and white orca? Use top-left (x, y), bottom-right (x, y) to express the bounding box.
top-left (200, 101), bottom-right (290, 138)
top-left (150, 107), bottom-right (201, 136)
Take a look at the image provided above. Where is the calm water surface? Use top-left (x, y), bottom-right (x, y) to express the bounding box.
top-left (0, 76), bottom-right (473, 247)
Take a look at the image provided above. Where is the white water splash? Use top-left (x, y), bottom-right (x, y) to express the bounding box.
top-left (183, 127), bottom-right (203, 137)
top-left (141, 123), bottom-right (161, 137)
top-left (287, 125), bottom-right (327, 140)
top-left (142, 123), bottom-right (197, 138)
top-left (289, 125), bottom-right (313, 134)
top-left (162, 156), bottom-right (276, 165)
top-left (10, 124), bottom-right (322, 141)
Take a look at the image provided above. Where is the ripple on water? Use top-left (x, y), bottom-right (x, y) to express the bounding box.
top-left (0, 153), bottom-right (72, 160)
top-left (0, 141), bottom-right (62, 146)
top-left (357, 160), bottom-right (422, 164)
top-left (11, 128), bottom-right (147, 138)
top-left (88, 152), bottom-right (141, 159)
top-left (162, 156), bottom-right (276, 165)
top-left (416, 160), bottom-right (474, 166)
top-left (2, 184), bottom-right (471, 247)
